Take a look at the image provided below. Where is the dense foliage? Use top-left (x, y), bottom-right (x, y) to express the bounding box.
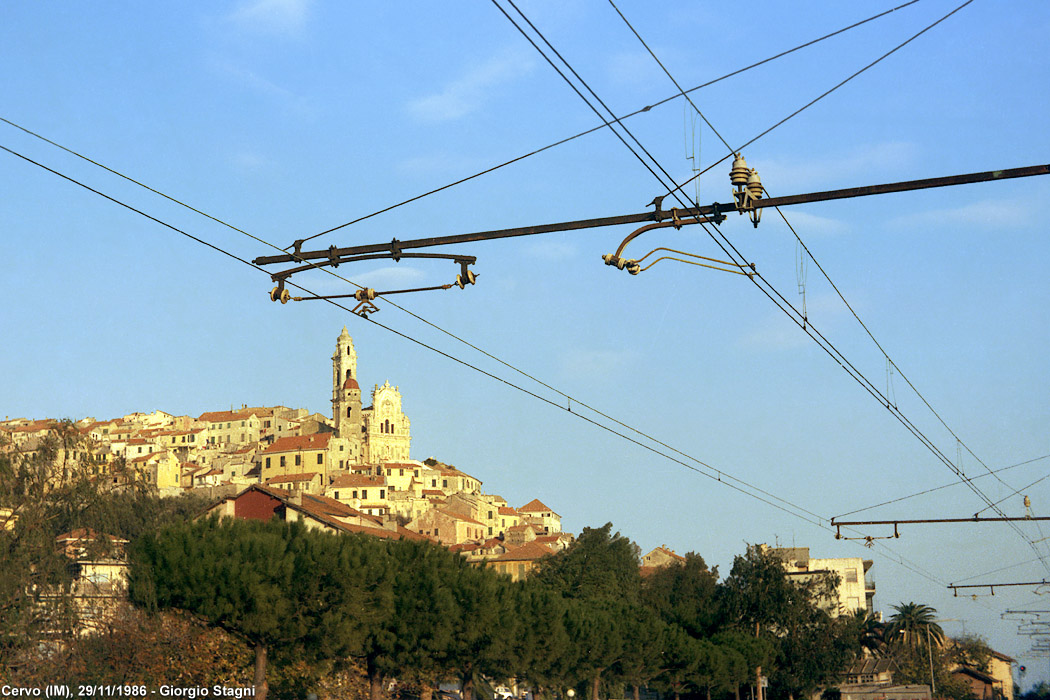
top-left (3, 438), bottom-right (996, 700)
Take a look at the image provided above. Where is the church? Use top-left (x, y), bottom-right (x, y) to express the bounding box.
top-left (330, 327), bottom-right (411, 464)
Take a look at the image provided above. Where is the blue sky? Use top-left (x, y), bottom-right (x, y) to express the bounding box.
top-left (2, 0), bottom-right (1049, 683)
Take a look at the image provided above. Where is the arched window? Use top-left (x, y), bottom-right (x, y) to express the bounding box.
top-left (347, 346), bottom-right (351, 355)
top-left (346, 369), bottom-right (352, 381)
top-left (346, 406), bottom-right (352, 418)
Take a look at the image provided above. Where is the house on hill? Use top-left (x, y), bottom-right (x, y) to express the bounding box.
top-left (489, 541), bottom-right (555, 582)
top-left (206, 484), bottom-right (422, 541)
top-left (518, 498), bottom-right (561, 534)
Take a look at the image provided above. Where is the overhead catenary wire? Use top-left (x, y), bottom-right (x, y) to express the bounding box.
top-left (489, 1), bottom-right (967, 590)
top-left (599, 1), bottom-right (1050, 590)
top-left (664, 0), bottom-right (976, 202)
top-left (833, 454), bottom-right (1050, 520)
top-left (0, 141), bottom-right (842, 539)
top-left (0, 116), bottom-right (837, 543)
top-left (290, 0), bottom-right (924, 248)
top-left (601, 0), bottom-right (1050, 573)
top-left (496, 0), bottom-right (968, 512)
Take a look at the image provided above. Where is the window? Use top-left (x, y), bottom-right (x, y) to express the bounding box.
top-left (846, 570), bottom-right (858, 583)
top-left (379, 489), bottom-right (385, 499)
top-left (362, 489), bottom-right (368, 499)
top-left (317, 454), bottom-right (323, 465)
top-left (399, 468), bottom-right (404, 476)
top-left (442, 479), bottom-right (448, 488)
top-left (295, 455), bottom-right (301, 466)
top-left (266, 457), bottom-right (271, 468)
top-left (339, 460), bottom-right (344, 469)
top-left (347, 407), bottom-right (352, 418)
top-left (280, 456), bottom-right (286, 467)
top-left (352, 490), bottom-right (358, 498)
top-left (488, 510), bottom-right (493, 519)
top-left (334, 491), bottom-right (340, 500)
top-left (241, 421), bottom-right (245, 427)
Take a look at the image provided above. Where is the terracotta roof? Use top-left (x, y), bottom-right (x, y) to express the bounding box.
top-left (341, 522), bottom-right (426, 541)
top-left (422, 489), bottom-right (445, 497)
top-left (260, 433), bottom-right (333, 454)
top-left (343, 376), bottom-right (360, 390)
top-left (449, 542), bottom-right (480, 553)
top-left (329, 474), bottom-right (385, 488)
top-left (494, 541), bottom-right (554, 562)
top-left (199, 410), bottom-right (253, 423)
top-left (518, 498), bottom-right (556, 514)
top-left (300, 493), bottom-right (382, 525)
top-left (266, 472), bottom-right (320, 485)
top-left (498, 506), bottom-right (519, 516)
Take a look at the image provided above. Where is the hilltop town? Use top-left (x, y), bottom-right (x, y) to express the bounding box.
top-left (0, 328), bottom-right (571, 576)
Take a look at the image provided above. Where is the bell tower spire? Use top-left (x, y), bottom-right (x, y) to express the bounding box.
top-left (332, 327), bottom-right (361, 439)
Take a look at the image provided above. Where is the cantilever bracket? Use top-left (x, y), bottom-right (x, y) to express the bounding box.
top-left (833, 521), bottom-right (900, 541)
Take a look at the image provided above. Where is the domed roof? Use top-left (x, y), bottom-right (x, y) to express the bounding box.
top-left (343, 376), bottom-right (360, 390)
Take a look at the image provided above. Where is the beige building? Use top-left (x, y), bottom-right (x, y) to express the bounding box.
top-left (642, 545), bottom-right (686, 570)
top-left (198, 409), bottom-right (263, 447)
top-left (489, 541), bottom-right (555, 582)
top-left (518, 498), bottom-right (561, 535)
top-left (408, 508), bottom-right (487, 545)
top-left (771, 546), bottom-right (874, 616)
top-left (327, 473), bottom-right (390, 516)
top-left (331, 328), bottom-right (411, 464)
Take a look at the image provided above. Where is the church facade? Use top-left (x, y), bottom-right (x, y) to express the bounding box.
top-left (331, 327), bottom-right (411, 464)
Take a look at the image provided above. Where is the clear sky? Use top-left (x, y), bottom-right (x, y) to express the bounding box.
top-left (3, 0), bottom-right (1049, 685)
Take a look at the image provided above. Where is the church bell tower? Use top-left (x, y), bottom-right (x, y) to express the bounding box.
top-left (332, 327), bottom-right (362, 440)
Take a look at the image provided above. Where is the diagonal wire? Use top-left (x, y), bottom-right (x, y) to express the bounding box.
top-left (292, 0), bottom-right (923, 248)
top-left (0, 117), bottom-right (832, 535)
top-left (601, 0), bottom-right (1050, 574)
top-left (0, 141), bottom-right (839, 534)
top-left (491, 1), bottom-right (963, 588)
top-left (664, 0), bottom-right (976, 201)
top-left (833, 454), bottom-right (1050, 519)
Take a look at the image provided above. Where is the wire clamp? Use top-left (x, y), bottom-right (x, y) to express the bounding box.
top-left (389, 238), bottom-right (402, 262)
top-left (352, 300), bottom-right (379, 318)
top-left (328, 245), bottom-right (340, 268)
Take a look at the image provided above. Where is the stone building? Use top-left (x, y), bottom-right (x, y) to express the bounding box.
top-left (331, 327), bottom-right (411, 464)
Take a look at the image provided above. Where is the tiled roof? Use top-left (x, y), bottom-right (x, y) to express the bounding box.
top-left (329, 474), bottom-right (385, 488)
top-left (199, 410), bottom-right (252, 423)
top-left (498, 506), bottom-right (519, 516)
top-left (494, 541), bottom-right (554, 562)
top-left (266, 472), bottom-right (320, 484)
top-left (260, 433), bottom-right (333, 454)
top-left (300, 493), bottom-right (381, 525)
top-left (518, 498), bottom-right (555, 514)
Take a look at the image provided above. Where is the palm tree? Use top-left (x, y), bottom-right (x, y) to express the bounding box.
top-left (887, 602), bottom-right (945, 648)
top-left (848, 609), bottom-right (886, 657)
